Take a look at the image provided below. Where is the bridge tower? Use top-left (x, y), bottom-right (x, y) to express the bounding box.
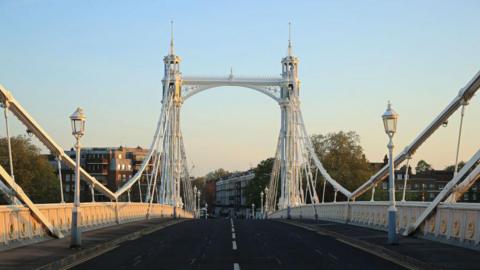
top-left (277, 26), bottom-right (303, 210)
top-left (160, 22), bottom-right (184, 208)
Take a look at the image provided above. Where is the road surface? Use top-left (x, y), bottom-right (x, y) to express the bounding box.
top-left (73, 219), bottom-right (406, 270)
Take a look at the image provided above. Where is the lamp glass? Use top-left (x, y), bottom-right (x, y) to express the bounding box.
top-left (382, 102), bottom-right (398, 135)
top-left (70, 107), bottom-right (86, 137)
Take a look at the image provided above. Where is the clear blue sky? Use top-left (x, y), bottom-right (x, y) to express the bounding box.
top-left (0, 0), bottom-right (479, 176)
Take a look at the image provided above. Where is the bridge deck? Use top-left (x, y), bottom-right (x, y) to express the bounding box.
top-left (0, 218), bottom-right (182, 270)
top-left (1, 218), bottom-right (478, 270)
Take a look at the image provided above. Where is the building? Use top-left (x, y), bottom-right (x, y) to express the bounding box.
top-left (214, 170), bottom-right (255, 218)
top-left (390, 169), bottom-right (479, 202)
top-left (47, 146), bottom-right (153, 202)
top-left (371, 156), bottom-right (480, 202)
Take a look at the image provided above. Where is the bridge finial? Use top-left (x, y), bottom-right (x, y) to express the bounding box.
top-left (169, 20), bottom-right (175, 55)
top-left (287, 22), bottom-right (293, 57)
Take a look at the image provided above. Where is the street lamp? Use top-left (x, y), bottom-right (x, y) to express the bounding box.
top-left (382, 101), bottom-right (399, 245)
top-left (69, 107), bottom-right (86, 248)
top-left (264, 187), bottom-right (268, 219)
top-left (205, 202), bottom-right (208, 219)
top-left (193, 186), bottom-right (197, 218)
top-left (260, 191), bottom-right (264, 220)
top-left (251, 203), bottom-right (255, 219)
top-left (197, 190), bottom-right (201, 218)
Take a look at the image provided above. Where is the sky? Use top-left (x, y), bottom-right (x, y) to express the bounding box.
top-left (0, 0), bottom-right (479, 176)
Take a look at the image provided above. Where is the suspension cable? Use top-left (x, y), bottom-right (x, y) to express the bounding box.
top-left (3, 102), bottom-right (15, 181)
top-left (3, 101), bottom-right (17, 204)
top-left (321, 178), bottom-right (326, 203)
top-left (370, 184), bottom-right (376, 202)
top-left (56, 156), bottom-right (65, 203)
top-left (138, 177), bottom-right (143, 202)
top-left (401, 156), bottom-right (411, 202)
top-left (454, 100), bottom-right (468, 175)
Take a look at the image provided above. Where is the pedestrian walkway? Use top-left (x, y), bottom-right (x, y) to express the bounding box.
top-left (0, 218), bottom-right (186, 270)
top-left (279, 219), bottom-right (480, 270)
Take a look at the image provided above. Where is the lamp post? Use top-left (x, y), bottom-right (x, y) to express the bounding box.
top-left (69, 107), bottom-right (86, 248)
top-left (382, 101), bottom-right (399, 245)
top-left (264, 187), bottom-right (268, 219)
top-left (197, 190), bottom-right (201, 218)
top-left (205, 202), bottom-right (208, 219)
top-left (260, 191), bottom-right (264, 219)
top-left (251, 203), bottom-right (255, 219)
top-left (193, 186), bottom-right (197, 218)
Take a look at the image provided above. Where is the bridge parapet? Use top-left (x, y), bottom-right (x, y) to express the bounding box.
top-left (270, 202), bottom-right (480, 250)
top-left (0, 203), bottom-right (193, 249)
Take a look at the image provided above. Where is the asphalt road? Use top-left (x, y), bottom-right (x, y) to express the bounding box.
top-left (72, 219), bottom-right (406, 270)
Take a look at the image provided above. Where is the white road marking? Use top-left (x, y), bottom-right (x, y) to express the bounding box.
top-left (232, 228), bottom-right (235, 233)
top-left (315, 249), bottom-right (322, 255)
top-left (233, 263), bottom-right (240, 270)
top-left (232, 240), bottom-right (237, 250)
top-left (232, 233), bottom-right (236, 239)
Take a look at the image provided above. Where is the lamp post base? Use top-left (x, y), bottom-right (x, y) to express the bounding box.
top-left (387, 209), bottom-right (398, 245)
top-left (70, 208), bottom-right (82, 248)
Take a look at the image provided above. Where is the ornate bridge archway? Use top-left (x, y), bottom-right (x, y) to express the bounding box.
top-left (157, 32), bottom-right (350, 213)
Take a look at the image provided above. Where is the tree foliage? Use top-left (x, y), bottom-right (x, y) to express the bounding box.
top-left (0, 136), bottom-right (59, 203)
top-left (193, 168), bottom-right (230, 209)
top-left (444, 161), bottom-right (465, 172)
top-left (415, 160), bottom-right (433, 174)
top-left (205, 168), bottom-right (230, 181)
top-left (311, 131), bottom-right (374, 193)
top-left (245, 158), bottom-right (274, 206)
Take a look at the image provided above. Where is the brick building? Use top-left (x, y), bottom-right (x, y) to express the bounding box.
top-left (47, 146), bottom-right (153, 202)
top-left (370, 156), bottom-right (479, 202)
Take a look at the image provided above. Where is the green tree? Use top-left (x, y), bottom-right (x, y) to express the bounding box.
top-left (415, 160), bottom-right (433, 174)
top-left (205, 168), bottom-right (230, 181)
top-left (245, 158), bottom-right (274, 206)
top-left (311, 131), bottom-right (374, 200)
top-left (0, 136), bottom-right (59, 203)
top-left (193, 168), bottom-right (230, 211)
top-left (445, 161), bottom-right (465, 172)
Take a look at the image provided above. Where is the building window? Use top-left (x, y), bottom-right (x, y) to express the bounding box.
top-left (464, 194), bottom-right (469, 201)
top-left (473, 194), bottom-right (477, 201)
top-left (118, 154), bottom-right (122, 159)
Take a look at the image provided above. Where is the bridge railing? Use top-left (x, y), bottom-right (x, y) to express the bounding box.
top-left (270, 202), bottom-right (480, 250)
top-left (0, 202), bottom-right (193, 248)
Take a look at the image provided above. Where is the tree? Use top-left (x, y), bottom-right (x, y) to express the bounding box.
top-left (445, 161), bottom-right (465, 172)
top-left (205, 168), bottom-right (230, 181)
top-left (415, 160), bottom-right (433, 174)
top-left (193, 168), bottom-right (230, 211)
top-left (311, 131), bottom-right (374, 199)
top-left (245, 158), bottom-right (274, 206)
top-left (0, 136), bottom-right (59, 203)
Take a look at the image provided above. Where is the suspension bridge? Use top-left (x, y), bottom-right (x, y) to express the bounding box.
top-left (0, 27), bottom-right (479, 269)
